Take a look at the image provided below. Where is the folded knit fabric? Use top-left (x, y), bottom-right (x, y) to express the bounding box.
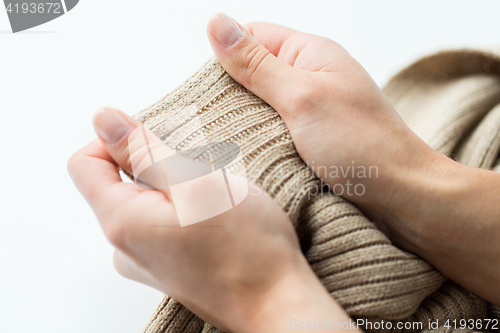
top-left (134, 49), bottom-right (500, 333)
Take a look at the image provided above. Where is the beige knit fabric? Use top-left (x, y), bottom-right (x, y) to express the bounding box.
top-left (134, 49), bottom-right (500, 333)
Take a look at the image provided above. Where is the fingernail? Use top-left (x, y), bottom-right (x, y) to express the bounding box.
top-left (93, 108), bottom-right (132, 144)
top-left (208, 12), bottom-right (244, 47)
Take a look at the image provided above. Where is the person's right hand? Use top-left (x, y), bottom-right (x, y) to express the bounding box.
top-left (206, 13), bottom-right (439, 220)
top-left (207, 13), bottom-right (500, 307)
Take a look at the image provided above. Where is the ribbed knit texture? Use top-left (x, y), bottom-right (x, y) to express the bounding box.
top-left (135, 49), bottom-right (500, 333)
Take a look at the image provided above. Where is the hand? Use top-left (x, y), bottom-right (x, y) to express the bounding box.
top-left (68, 107), bottom-right (360, 332)
top-left (206, 13), bottom-right (436, 208)
top-left (207, 13), bottom-right (500, 306)
top-left (206, 11), bottom-right (437, 264)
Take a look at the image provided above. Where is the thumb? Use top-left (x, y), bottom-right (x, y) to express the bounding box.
top-left (207, 12), bottom-right (297, 111)
top-left (92, 107), bottom-right (175, 193)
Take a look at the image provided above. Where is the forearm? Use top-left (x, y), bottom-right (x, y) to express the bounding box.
top-left (411, 158), bottom-right (500, 304)
top-left (367, 148), bottom-right (500, 306)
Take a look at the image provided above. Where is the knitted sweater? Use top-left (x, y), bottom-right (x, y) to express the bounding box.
top-left (133, 48), bottom-right (500, 333)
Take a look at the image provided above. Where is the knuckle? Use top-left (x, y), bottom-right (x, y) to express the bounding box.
top-left (123, 150), bottom-right (136, 171)
top-left (238, 43), bottom-right (271, 86)
top-left (112, 252), bottom-right (126, 277)
top-left (316, 35), bottom-right (338, 47)
top-left (128, 144), bottom-right (152, 174)
top-left (242, 22), bottom-right (256, 33)
top-left (104, 217), bottom-right (128, 249)
top-left (66, 150), bottom-right (82, 178)
top-left (112, 250), bottom-right (131, 279)
top-left (287, 76), bottom-right (322, 113)
top-left (127, 128), bottom-right (152, 172)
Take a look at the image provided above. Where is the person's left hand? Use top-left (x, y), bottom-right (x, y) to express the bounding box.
top-left (68, 107), bottom-right (328, 332)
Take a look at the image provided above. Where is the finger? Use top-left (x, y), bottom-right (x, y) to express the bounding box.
top-left (68, 138), bottom-right (174, 248)
top-left (92, 107), bottom-right (142, 174)
top-left (93, 107), bottom-right (175, 197)
top-left (207, 12), bottom-right (305, 112)
top-left (247, 21), bottom-right (353, 73)
top-left (243, 22), bottom-right (299, 62)
top-left (67, 138), bottom-right (146, 220)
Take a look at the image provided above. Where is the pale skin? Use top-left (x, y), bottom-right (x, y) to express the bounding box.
top-left (68, 12), bottom-right (500, 333)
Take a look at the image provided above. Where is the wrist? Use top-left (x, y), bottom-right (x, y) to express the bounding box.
top-left (235, 254), bottom-right (358, 333)
top-left (351, 139), bottom-right (458, 252)
top-left (368, 143), bottom-right (489, 254)
top-left (370, 146), bottom-right (500, 305)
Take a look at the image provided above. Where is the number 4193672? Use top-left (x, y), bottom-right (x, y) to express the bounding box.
top-left (5, 2), bottom-right (62, 14)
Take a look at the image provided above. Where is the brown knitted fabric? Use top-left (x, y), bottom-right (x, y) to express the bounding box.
top-left (134, 49), bottom-right (500, 333)
top-left (491, 305), bottom-right (500, 321)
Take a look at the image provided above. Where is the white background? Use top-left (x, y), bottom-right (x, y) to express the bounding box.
top-left (1, 1), bottom-right (499, 332)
